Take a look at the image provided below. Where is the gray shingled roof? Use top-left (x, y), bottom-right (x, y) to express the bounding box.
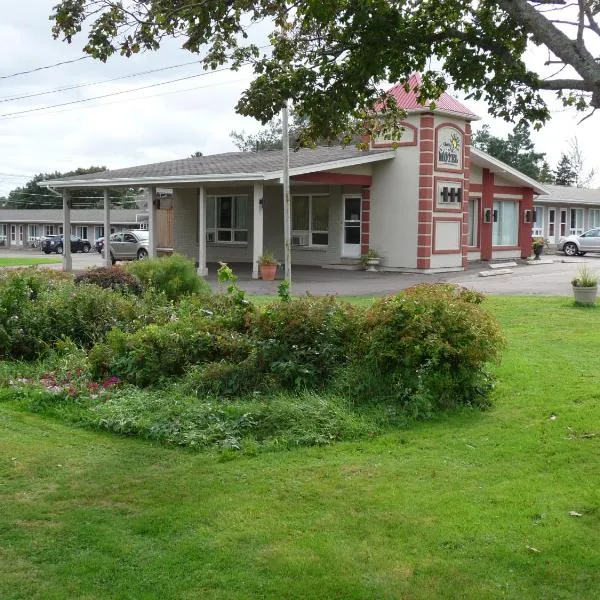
top-left (45, 146), bottom-right (394, 185)
top-left (0, 209), bottom-right (144, 224)
top-left (536, 184), bottom-right (600, 205)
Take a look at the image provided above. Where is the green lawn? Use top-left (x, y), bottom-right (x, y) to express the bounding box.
top-left (0, 257), bottom-right (62, 267)
top-left (1, 296), bottom-right (599, 599)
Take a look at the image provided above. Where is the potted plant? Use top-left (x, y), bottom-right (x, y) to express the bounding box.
top-left (360, 248), bottom-right (381, 272)
top-left (532, 236), bottom-right (546, 260)
top-left (571, 264), bottom-right (598, 305)
top-left (257, 250), bottom-right (279, 281)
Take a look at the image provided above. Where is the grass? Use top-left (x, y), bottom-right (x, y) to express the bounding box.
top-left (0, 256), bottom-right (62, 267)
top-left (1, 295), bottom-right (599, 599)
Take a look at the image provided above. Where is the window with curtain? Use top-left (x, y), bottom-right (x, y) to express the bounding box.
top-left (492, 200), bottom-right (519, 246)
top-left (206, 195), bottom-right (248, 243)
top-left (590, 209), bottom-right (600, 229)
top-left (292, 194), bottom-right (329, 246)
top-left (532, 206), bottom-right (544, 237)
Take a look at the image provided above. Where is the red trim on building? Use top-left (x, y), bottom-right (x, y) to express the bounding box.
top-left (432, 216), bottom-right (463, 255)
top-left (291, 172), bottom-right (372, 186)
top-left (491, 185), bottom-right (527, 195)
top-left (470, 183), bottom-right (483, 192)
top-left (434, 122), bottom-right (465, 174)
top-left (416, 115), bottom-right (435, 269)
top-left (371, 121), bottom-right (418, 148)
top-left (419, 164), bottom-right (434, 176)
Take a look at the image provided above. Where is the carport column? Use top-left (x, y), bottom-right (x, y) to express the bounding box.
top-left (62, 189), bottom-right (72, 272)
top-left (103, 188), bottom-right (111, 267)
top-left (197, 185), bottom-right (208, 276)
top-left (147, 186), bottom-right (157, 258)
top-left (521, 187), bottom-right (534, 259)
top-left (252, 182), bottom-right (264, 279)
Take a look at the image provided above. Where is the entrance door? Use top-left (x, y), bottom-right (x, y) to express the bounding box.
top-left (548, 208), bottom-right (556, 242)
top-left (560, 209), bottom-right (567, 237)
top-left (342, 196), bottom-right (362, 258)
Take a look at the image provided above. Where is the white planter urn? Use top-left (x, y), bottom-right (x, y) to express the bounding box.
top-left (366, 258), bottom-right (381, 272)
top-left (572, 285), bottom-right (598, 305)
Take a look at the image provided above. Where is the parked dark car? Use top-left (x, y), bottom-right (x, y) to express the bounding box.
top-left (42, 235), bottom-right (91, 254)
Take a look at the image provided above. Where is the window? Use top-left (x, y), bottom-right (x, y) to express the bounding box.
top-left (590, 209), bottom-right (600, 229)
top-left (492, 200), bottom-right (519, 246)
top-left (0, 224), bottom-right (6, 244)
top-left (206, 195), bottom-right (248, 243)
top-left (467, 198), bottom-right (479, 247)
top-left (570, 208), bottom-right (584, 235)
top-left (548, 209), bottom-right (556, 238)
top-left (45, 225), bottom-right (54, 236)
top-left (532, 206), bottom-right (544, 237)
top-left (292, 194), bottom-right (329, 246)
top-left (28, 225), bottom-right (39, 240)
top-left (95, 226), bottom-right (104, 240)
top-left (75, 225), bottom-right (88, 240)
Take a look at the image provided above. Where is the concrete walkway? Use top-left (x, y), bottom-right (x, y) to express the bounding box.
top-left (2, 248), bottom-right (598, 297)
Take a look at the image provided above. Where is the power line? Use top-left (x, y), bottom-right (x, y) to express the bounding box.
top-left (1, 56), bottom-right (90, 80)
top-left (0, 63), bottom-right (249, 119)
top-left (0, 59), bottom-right (204, 104)
top-left (0, 74), bottom-right (253, 121)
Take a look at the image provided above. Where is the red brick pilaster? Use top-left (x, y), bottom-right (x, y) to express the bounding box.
top-left (361, 187), bottom-right (371, 255)
top-left (481, 169), bottom-right (494, 261)
top-left (417, 114), bottom-right (434, 269)
top-left (462, 123), bottom-right (472, 267)
top-left (521, 187), bottom-right (534, 258)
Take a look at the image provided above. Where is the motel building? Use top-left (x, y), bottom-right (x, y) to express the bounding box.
top-left (41, 75), bottom-right (548, 276)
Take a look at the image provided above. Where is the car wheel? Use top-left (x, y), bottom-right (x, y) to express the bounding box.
top-left (137, 248), bottom-right (148, 260)
top-left (563, 242), bottom-right (578, 257)
top-left (43, 250), bottom-right (51, 255)
top-left (56, 245), bottom-right (63, 255)
top-left (83, 244), bottom-right (91, 253)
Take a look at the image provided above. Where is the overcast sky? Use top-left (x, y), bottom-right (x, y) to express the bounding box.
top-left (1, 0), bottom-right (599, 198)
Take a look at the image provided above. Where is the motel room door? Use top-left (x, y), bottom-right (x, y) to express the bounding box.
top-left (342, 195), bottom-right (362, 258)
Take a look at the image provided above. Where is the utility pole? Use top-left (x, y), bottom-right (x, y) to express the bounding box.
top-left (282, 101), bottom-right (292, 286)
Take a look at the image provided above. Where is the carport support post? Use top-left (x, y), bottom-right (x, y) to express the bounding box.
top-left (197, 185), bottom-right (208, 276)
top-left (62, 189), bottom-right (72, 272)
top-left (147, 186), bottom-right (157, 258)
top-left (252, 182), bottom-right (264, 279)
top-left (103, 188), bottom-right (111, 267)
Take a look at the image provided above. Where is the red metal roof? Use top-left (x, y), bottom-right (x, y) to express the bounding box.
top-left (384, 73), bottom-right (479, 120)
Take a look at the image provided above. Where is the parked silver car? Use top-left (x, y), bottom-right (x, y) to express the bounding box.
top-left (558, 228), bottom-right (600, 257)
top-left (102, 230), bottom-right (149, 263)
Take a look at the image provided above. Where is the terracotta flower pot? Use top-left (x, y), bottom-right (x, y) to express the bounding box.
top-left (260, 264), bottom-right (277, 281)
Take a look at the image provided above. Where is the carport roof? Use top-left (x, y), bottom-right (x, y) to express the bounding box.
top-left (41, 146), bottom-right (396, 189)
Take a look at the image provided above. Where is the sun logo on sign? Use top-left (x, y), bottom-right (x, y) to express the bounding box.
top-left (449, 132), bottom-right (461, 150)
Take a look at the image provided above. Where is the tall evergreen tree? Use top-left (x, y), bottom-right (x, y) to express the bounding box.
top-left (553, 154), bottom-right (577, 186)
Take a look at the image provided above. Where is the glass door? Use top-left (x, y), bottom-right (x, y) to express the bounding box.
top-left (342, 196), bottom-right (362, 258)
top-left (560, 209), bottom-right (567, 237)
top-left (548, 208), bottom-right (556, 242)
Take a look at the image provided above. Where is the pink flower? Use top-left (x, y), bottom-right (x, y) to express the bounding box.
top-left (102, 376), bottom-right (121, 389)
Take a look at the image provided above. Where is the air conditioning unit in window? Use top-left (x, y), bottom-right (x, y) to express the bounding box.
top-left (291, 233), bottom-right (308, 246)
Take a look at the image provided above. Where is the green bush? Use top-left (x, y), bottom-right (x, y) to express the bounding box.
top-left (0, 270), bottom-right (140, 359)
top-left (249, 296), bottom-right (358, 390)
top-left (74, 266), bottom-right (143, 295)
top-left (90, 319), bottom-right (253, 386)
top-left (126, 254), bottom-right (211, 300)
top-left (338, 284), bottom-right (504, 414)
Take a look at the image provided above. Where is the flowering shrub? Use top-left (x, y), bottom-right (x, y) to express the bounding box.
top-left (74, 266), bottom-right (143, 295)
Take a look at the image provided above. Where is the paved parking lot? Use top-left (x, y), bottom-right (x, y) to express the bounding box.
top-left (2, 247), bottom-right (598, 296)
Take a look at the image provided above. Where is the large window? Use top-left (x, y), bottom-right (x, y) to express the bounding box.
top-left (206, 195), bottom-right (248, 243)
top-left (45, 225), bottom-right (54, 236)
top-left (292, 194), bottom-right (329, 246)
top-left (0, 224), bottom-right (6, 244)
top-left (590, 209), bottom-right (600, 229)
top-left (75, 225), bottom-right (88, 240)
top-left (492, 200), bottom-right (519, 247)
top-left (570, 208), bottom-right (584, 235)
top-left (95, 226), bottom-right (104, 241)
top-left (467, 198), bottom-right (479, 247)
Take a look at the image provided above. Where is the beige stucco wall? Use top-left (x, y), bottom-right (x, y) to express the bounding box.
top-left (370, 147), bottom-right (420, 269)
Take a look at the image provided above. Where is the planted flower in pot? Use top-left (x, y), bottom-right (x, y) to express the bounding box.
top-left (360, 248), bottom-right (381, 272)
top-left (532, 236), bottom-right (546, 260)
top-left (571, 264), bottom-right (598, 305)
top-left (257, 250), bottom-right (280, 281)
